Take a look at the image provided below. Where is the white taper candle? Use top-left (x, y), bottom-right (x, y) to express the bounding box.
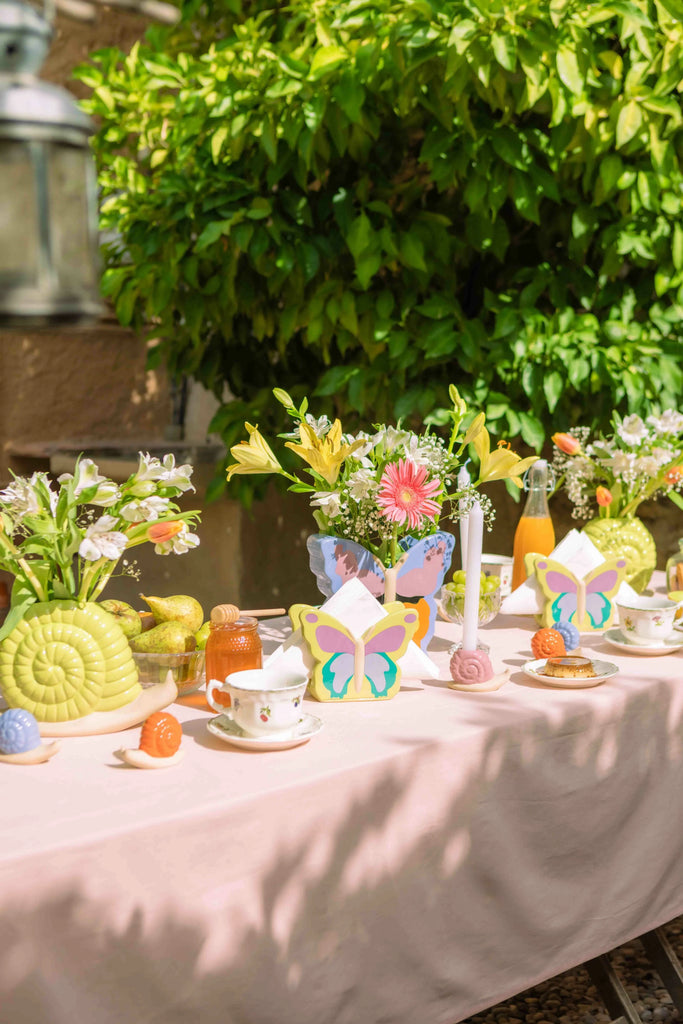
top-left (461, 500), bottom-right (483, 652)
top-left (457, 464), bottom-right (471, 570)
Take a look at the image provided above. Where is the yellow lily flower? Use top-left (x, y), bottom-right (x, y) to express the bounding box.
top-left (226, 423), bottom-right (282, 480)
top-left (285, 419), bottom-right (364, 486)
top-left (473, 427), bottom-right (538, 485)
top-left (462, 411), bottom-right (485, 447)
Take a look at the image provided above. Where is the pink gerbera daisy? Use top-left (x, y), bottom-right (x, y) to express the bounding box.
top-left (376, 459), bottom-right (442, 530)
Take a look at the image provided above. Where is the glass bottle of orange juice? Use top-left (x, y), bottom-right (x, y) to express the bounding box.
top-left (512, 460), bottom-right (555, 591)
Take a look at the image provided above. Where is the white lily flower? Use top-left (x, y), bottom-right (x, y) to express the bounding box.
top-left (120, 496), bottom-right (170, 523)
top-left (0, 472), bottom-right (56, 516)
top-left (634, 456), bottom-right (660, 477)
top-left (648, 410), bottom-right (683, 435)
top-left (303, 414), bottom-right (332, 438)
top-left (311, 491), bottom-right (343, 518)
top-left (617, 415), bottom-right (648, 446)
top-left (79, 516), bottom-right (128, 561)
top-left (158, 454), bottom-right (195, 493)
top-left (610, 452), bottom-right (635, 476)
top-left (134, 452), bottom-right (165, 482)
top-left (133, 452), bottom-right (195, 492)
top-left (154, 523), bottom-right (200, 555)
top-left (347, 469), bottom-right (376, 501)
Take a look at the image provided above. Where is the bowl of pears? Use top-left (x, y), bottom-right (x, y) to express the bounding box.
top-left (99, 594), bottom-right (208, 694)
top-left (437, 570), bottom-right (502, 626)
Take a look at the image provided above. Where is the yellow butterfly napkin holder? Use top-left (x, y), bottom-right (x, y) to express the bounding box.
top-left (289, 602), bottom-right (419, 702)
top-left (528, 553), bottom-right (627, 631)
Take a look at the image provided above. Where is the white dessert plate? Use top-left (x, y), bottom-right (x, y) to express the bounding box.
top-left (602, 628), bottom-right (683, 655)
top-left (523, 658), bottom-right (619, 689)
top-left (207, 713), bottom-right (323, 751)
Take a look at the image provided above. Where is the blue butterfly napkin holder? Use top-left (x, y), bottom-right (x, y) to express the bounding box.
top-left (307, 531), bottom-right (455, 651)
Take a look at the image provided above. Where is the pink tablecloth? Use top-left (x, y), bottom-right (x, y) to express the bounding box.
top-left (2, 610), bottom-right (683, 1024)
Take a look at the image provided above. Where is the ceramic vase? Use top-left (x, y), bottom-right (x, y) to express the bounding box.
top-left (306, 531), bottom-right (455, 650)
top-left (582, 516), bottom-right (656, 594)
top-left (0, 599), bottom-right (178, 736)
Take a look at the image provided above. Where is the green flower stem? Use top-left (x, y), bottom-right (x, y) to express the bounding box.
top-left (389, 523), bottom-right (399, 570)
top-left (0, 531), bottom-right (48, 601)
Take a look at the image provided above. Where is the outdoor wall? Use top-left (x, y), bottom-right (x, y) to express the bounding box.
top-left (0, 11), bottom-right (679, 622)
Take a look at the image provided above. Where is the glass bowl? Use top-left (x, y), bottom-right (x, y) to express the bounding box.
top-left (131, 650), bottom-right (205, 695)
top-left (437, 584), bottom-right (501, 627)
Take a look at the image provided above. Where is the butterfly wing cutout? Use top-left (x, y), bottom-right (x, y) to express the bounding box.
top-left (307, 535), bottom-right (385, 600)
top-left (394, 532), bottom-right (455, 648)
top-left (533, 559), bottom-right (580, 627)
top-left (583, 558), bottom-right (627, 628)
top-left (360, 608), bottom-right (420, 697)
top-left (300, 609), bottom-right (357, 699)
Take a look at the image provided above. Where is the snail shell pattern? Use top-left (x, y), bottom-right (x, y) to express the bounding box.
top-left (139, 712), bottom-right (182, 758)
top-left (530, 628), bottom-right (566, 660)
top-left (0, 708), bottom-right (42, 754)
top-left (0, 600), bottom-right (141, 723)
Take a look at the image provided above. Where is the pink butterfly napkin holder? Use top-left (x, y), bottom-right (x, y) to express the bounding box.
top-left (530, 552), bottom-right (627, 631)
top-left (264, 579), bottom-right (440, 702)
top-left (501, 529), bottom-right (640, 628)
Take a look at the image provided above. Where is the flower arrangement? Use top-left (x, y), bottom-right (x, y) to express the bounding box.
top-left (552, 411), bottom-right (683, 519)
top-left (227, 386), bottom-right (536, 566)
top-left (0, 453), bottom-right (201, 638)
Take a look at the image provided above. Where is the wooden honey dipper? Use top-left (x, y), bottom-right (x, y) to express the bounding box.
top-left (210, 604), bottom-right (286, 623)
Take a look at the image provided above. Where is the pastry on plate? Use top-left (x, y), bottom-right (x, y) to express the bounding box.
top-left (541, 656), bottom-right (596, 679)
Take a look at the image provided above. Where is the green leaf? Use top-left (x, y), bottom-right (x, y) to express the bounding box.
top-left (399, 234), bottom-right (427, 271)
top-left (346, 214), bottom-right (372, 260)
top-left (673, 224), bottom-right (683, 271)
top-left (492, 33), bottom-right (517, 72)
top-left (543, 370), bottom-right (563, 413)
top-left (309, 45), bottom-right (347, 79)
top-left (556, 47), bottom-right (583, 95)
top-left (211, 125), bottom-right (228, 163)
top-left (616, 100), bottom-right (642, 147)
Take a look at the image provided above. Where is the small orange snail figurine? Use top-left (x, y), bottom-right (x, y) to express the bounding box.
top-left (530, 627), bottom-right (566, 660)
top-left (118, 712), bottom-right (185, 769)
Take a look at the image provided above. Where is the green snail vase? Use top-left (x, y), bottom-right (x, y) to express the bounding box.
top-left (0, 599), bottom-right (141, 723)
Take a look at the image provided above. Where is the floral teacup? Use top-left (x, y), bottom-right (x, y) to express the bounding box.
top-left (206, 668), bottom-right (308, 738)
top-left (616, 595), bottom-right (683, 645)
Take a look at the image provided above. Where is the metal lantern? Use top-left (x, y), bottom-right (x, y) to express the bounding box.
top-left (0, 0), bottom-right (102, 327)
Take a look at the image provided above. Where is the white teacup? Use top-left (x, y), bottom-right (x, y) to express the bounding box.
top-left (206, 668), bottom-right (308, 738)
top-left (482, 554), bottom-right (514, 597)
top-left (616, 595), bottom-right (683, 644)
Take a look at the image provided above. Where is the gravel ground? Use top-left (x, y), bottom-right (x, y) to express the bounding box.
top-left (461, 917), bottom-right (683, 1024)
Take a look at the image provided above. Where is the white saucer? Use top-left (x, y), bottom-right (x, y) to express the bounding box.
top-left (602, 628), bottom-right (683, 655)
top-left (207, 713), bottom-right (323, 751)
top-left (523, 658), bottom-right (618, 689)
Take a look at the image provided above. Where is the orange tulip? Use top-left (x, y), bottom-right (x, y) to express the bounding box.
top-left (665, 465), bottom-right (683, 485)
top-left (147, 520), bottom-right (184, 543)
top-left (596, 486), bottom-right (613, 507)
top-left (552, 432), bottom-right (582, 455)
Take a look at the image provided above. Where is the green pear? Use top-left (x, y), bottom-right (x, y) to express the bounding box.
top-left (194, 621), bottom-right (210, 650)
top-left (99, 599), bottom-right (142, 640)
top-left (140, 593), bottom-right (204, 633)
top-left (130, 621), bottom-right (197, 654)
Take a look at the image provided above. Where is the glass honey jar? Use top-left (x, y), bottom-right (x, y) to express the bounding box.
top-left (204, 609), bottom-right (262, 707)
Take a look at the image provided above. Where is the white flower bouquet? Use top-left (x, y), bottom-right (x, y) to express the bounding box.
top-left (552, 411), bottom-right (683, 519)
top-left (0, 453), bottom-right (201, 638)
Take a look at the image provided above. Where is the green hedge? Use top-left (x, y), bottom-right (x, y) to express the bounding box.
top-left (77, 0), bottom-right (683, 499)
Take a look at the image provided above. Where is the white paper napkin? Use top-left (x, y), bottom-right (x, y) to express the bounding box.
top-left (264, 577), bottom-right (440, 681)
top-left (500, 528), bottom-right (639, 615)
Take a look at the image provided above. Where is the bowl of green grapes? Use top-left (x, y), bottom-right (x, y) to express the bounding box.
top-left (438, 570), bottom-right (502, 626)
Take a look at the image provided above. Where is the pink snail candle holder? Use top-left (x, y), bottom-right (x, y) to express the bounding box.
top-left (448, 644), bottom-right (509, 693)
